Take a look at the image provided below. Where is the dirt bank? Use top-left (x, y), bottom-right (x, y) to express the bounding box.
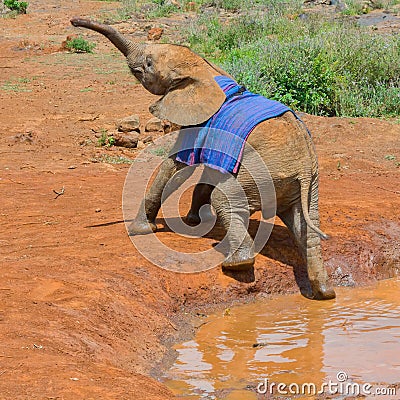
top-left (0, 1), bottom-right (399, 398)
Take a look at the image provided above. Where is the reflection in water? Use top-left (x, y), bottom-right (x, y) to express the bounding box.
top-left (164, 278), bottom-right (400, 399)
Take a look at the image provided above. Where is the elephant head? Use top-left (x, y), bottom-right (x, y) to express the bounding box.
top-left (70, 18), bottom-right (227, 126)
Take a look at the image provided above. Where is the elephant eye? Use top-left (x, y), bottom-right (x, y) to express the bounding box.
top-left (146, 57), bottom-right (153, 68)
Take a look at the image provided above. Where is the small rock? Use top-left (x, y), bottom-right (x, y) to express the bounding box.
top-left (95, 208), bottom-right (101, 213)
top-left (68, 165), bottom-right (77, 170)
top-left (137, 140), bottom-right (146, 150)
top-left (145, 117), bottom-right (164, 132)
top-left (303, 0), bottom-right (331, 4)
top-left (117, 115), bottom-right (140, 133)
top-left (252, 342), bottom-right (268, 348)
top-left (163, 120), bottom-right (181, 134)
top-left (0, 3), bottom-right (10, 15)
top-left (113, 131), bottom-right (140, 148)
top-left (147, 28), bottom-right (164, 41)
top-left (142, 135), bottom-right (154, 144)
top-left (11, 132), bottom-right (35, 144)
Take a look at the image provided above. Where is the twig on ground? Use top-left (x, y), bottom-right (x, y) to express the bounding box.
top-left (376, 186), bottom-right (400, 195)
top-left (168, 320), bottom-right (178, 331)
top-left (53, 187), bottom-right (65, 199)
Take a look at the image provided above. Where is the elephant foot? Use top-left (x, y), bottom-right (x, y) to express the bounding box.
top-left (222, 257), bottom-right (255, 271)
top-left (186, 205), bottom-right (215, 226)
top-left (222, 235), bottom-right (255, 271)
top-left (222, 247), bottom-right (255, 271)
top-left (309, 281), bottom-right (336, 300)
top-left (186, 211), bottom-right (201, 225)
top-left (128, 219), bottom-right (157, 236)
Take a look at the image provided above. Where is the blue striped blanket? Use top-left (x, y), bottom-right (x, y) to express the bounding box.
top-left (175, 76), bottom-right (293, 174)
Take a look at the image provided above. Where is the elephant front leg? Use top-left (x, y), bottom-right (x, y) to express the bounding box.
top-left (211, 174), bottom-right (255, 270)
top-left (128, 157), bottom-right (189, 235)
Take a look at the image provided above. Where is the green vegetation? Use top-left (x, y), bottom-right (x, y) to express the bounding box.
top-left (94, 154), bottom-right (134, 164)
top-left (115, 0), bottom-right (400, 117)
top-left (341, 0), bottom-right (400, 15)
top-left (184, 3), bottom-right (400, 118)
top-left (4, 0), bottom-right (28, 14)
top-left (97, 130), bottom-right (116, 147)
top-left (149, 146), bottom-right (169, 157)
top-left (384, 154), bottom-right (400, 167)
top-left (115, 0), bottom-right (180, 19)
top-left (66, 36), bottom-right (96, 53)
top-left (1, 77), bottom-right (33, 92)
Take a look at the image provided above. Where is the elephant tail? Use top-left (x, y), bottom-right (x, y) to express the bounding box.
top-left (299, 177), bottom-right (329, 240)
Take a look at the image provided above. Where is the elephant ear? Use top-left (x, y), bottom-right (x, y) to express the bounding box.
top-left (149, 77), bottom-right (226, 126)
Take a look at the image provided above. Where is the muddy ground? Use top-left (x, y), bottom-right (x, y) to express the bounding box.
top-left (0, 1), bottom-right (399, 398)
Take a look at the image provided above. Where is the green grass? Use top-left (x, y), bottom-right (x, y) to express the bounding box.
top-left (94, 154), bottom-right (134, 164)
top-left (341, 0), bottom-right (400, 14)
top-left (184, 5), bottom-right (400, 117)
top-left (149, 146), bottom-right (169, 157)
top-left (118, 0), bottom-right (180, 19)
top-left (116, 0), bottom-right (258, 20)
top-left (1, 77), bottom-right (33, 92)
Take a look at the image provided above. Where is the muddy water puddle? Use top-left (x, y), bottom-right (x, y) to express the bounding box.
top-left (164, 279), bottom-right (400, 399)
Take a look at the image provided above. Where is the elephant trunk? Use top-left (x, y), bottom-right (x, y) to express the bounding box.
top-left (70, 17), bottom-right (145, 58)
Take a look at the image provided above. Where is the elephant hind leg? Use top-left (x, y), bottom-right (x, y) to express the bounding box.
top-left (210, 175), bottom-right (255, 270)
top-left (278, 200), bottom-right (335, 300)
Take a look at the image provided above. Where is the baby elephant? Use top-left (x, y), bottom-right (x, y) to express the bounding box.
top-left (71, 18), bottom-right (336, 300)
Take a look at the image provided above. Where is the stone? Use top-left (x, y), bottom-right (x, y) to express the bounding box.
top-left (137, 140), bottom-right (146, 150)
top-left (145, 117), bottom-right (164, 132)
top-left (117, 115), bottom-right (140, 133)
top-left (147, 28), bottom-right (164, 41)
top-left (0, 3), bottom-right (10, 15)
top-left (142, 135), bottom-right (154, 144)
top-left (163, 120), bottom-right (181, 134)
top-left (303, 0), bottom-right (331, 4)
top-left (11, 132), bottom-right (35, 144)
top-left (113, 132), bottom-right (140, 148)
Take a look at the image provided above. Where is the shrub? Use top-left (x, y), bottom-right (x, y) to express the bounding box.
top-left (185, 10), bottom-right (400, 118)
top-left (66, 36), bottom-right (96, 53)
top-left (4, 0), bottom-right (28, 13)
top-left (97, 130), bottom-right (115, 147)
